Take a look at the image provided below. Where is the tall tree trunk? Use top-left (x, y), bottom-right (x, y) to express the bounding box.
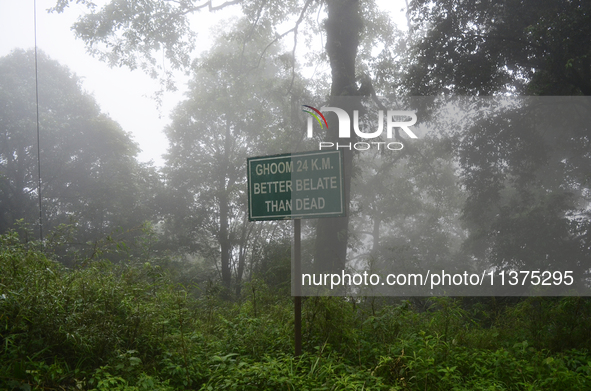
top-left (372, 215), bottom-right (381, 254)
top-left (313, 0), bottom-right (362, 273)
top-left (235, 219), bottom-right (251, 297)
top-left (219, 191), bottom-right (232, 290)
top-left (219, 119), bottom-right (233, 290)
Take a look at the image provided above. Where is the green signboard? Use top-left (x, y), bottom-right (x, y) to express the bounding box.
top-left (247, 150), bottom-right (345, 221)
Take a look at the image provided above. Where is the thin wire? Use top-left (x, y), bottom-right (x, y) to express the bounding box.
top-left (34, 0), bottom-right (43, 241)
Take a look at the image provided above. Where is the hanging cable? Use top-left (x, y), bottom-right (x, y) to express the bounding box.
top-left (34, 0), bottom-right (43, 241)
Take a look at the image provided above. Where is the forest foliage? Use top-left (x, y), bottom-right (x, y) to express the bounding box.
top-left (2, 0), bottom-right (590, 295)
top-left (1, 232), bottom-right (591, 390)
top-left (1, 0), bottom-right (591, 388)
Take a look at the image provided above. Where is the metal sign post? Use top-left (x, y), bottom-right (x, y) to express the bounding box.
top-left (294, 218), bottom-right (302, 356)
top-left (247, 150), bottom-right (345, 356)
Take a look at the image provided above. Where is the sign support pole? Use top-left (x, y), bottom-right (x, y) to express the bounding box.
top-left (247, 151), bottom-right (345, 357)
top-left (294, 218), bottom-right (302, 356)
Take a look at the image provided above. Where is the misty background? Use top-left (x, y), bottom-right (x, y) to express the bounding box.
top-left (2, 1), bottom-right (591, 390)
top-left (1, 0), bottom-right (590, 297)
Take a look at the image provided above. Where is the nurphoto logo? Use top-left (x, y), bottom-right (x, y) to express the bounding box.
top-left (302, 105), bottom-right (418, 151)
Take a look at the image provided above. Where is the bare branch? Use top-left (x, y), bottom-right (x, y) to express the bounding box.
top-left (253, 0), bottom-right (314, 70)
top-left (239, 0), bottom-right (267, 68)
top-left (179, 0), bottom-right (242, 16)
top-left (285, 0), bottom-right (313, 94)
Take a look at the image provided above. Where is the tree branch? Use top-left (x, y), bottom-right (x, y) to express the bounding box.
top-left (239, 0), bottom-right (267, 69)
top-left (250, 0), bottom-right (314, 77)
top-left (182, 0), bottom-right (243, 15)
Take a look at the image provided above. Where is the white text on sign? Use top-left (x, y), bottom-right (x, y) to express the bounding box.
top-left (254, 157), bottom-right (333, 176)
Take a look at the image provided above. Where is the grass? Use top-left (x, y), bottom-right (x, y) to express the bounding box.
top-left (1, 231), bottom-right (590, 390)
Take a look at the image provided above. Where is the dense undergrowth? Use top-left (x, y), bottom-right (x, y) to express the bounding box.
top-left (1, 231), bottom-right (591, 390)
